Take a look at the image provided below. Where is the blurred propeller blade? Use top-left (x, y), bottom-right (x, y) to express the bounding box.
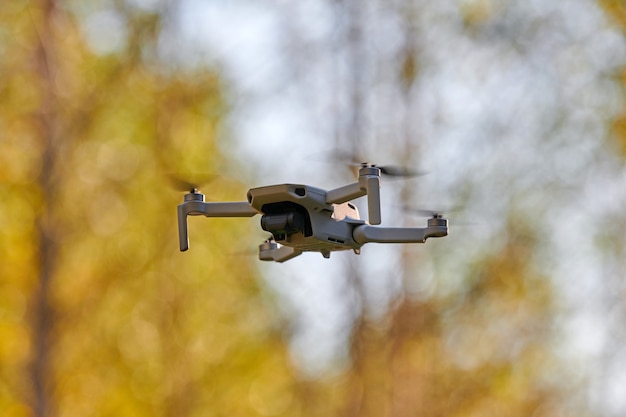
top-left (412, 209), bottom-right (445, 218)
top-left (311, 151), bottom-right (426, 178)
top-left (403, 205), bottom-right (461, 218)
top-left (378, 165), bottom-right (426, 177)
top-left (403, 206), bottom-right (476, 225)
top-left (167, 173), bottom-right (218, 192)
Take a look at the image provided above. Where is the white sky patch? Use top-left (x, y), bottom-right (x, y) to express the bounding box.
top-left (81, 9), bottom-right (128, 55)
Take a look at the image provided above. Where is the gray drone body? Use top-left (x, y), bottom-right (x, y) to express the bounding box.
top-left (177, 165), bottom-right (448, 262)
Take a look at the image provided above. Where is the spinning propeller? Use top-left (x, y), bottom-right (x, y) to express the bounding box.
top-left (316, 151), bottom-right (426, 178)
top-left (349, 161), bottom-right (426, 178)
top-left (410, 208), bottom-right (449, 227)
top-left (167, 173), bottom-right (217, 193)
top-left (411, 209), bottom-right (446, 219)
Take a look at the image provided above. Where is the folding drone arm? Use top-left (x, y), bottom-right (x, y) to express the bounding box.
top-left (352, 218), bottom-right (448, 245)
top-left (325, 166), bottom-right (382, 224)
top-left (178, 192), bottom-right (258, 251)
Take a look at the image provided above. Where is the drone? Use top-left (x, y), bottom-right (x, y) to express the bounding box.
top-left (177, 163), bottom-right (448, 262)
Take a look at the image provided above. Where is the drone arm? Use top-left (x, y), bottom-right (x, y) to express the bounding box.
top-left (178, 200), bottom-right (258, 251)
top-left (198, 201), bottom-right (259, 217)
top-left (325, 168), bottom-right (382, 225)
top-left (326, 182), bottom-right (366, 204)
top-left (352, 223), bottom-right (447, 245)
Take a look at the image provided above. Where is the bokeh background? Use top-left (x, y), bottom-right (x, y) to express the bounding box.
top-left (2, 0), bottom-right (626, 416)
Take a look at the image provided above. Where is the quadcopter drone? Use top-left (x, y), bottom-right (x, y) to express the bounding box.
top-left (177, 163), bottom-right (448, 262)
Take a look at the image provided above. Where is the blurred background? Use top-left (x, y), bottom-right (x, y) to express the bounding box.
top-left (1, 0), bottom-right (626, 416)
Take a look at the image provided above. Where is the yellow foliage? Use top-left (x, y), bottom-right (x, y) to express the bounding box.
top-left (0, 2), bottom-right (297, 416)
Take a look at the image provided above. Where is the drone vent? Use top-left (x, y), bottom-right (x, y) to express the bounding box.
top-left (327, 237), bottom-right (345, 244)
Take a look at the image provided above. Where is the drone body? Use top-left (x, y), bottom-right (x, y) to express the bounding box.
top-left (177, 165), bottom-right (448, 262)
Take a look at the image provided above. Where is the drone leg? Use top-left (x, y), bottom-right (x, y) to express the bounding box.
top-left (365, 175), bottom-right (381, 225)
top-left (178, 204), bottom-right (190, 251)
